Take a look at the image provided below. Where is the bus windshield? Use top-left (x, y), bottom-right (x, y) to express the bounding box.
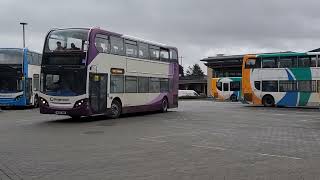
top-left (0, 49), bottom-right (23, 64)
top-left (41, 68), bottom-right (86, 96)
top-left (45, 29), bottom-right (89, 52)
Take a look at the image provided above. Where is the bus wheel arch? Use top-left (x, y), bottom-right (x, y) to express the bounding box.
top-left (161, 96), bottom-right (169, 112)
top-left (262, 94), bottom-right (275, 107)
top-left (109, 97), bottom-right (122, 119)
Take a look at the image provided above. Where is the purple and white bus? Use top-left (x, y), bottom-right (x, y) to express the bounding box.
top-left (39, 28), bottom-right (179, 118)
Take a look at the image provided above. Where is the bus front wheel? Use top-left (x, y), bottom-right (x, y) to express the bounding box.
top-left (109, 100), bottom-right (122, 119)
top-left (262, 95), bottom-right (275, 107)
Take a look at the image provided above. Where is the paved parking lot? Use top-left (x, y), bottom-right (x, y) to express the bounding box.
top-left (0, 100), bottom-right (320, 179)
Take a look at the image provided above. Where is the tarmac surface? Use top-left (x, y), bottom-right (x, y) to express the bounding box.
top-left (0, 100), bottom-right (320, 179)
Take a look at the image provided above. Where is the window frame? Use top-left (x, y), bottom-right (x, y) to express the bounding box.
top-left (149, 45), bottom-right (160, 61)
top-left (125, 76), bottom-right (138, 93)
top-left (262, 80), bottom-right (279, 92)
top-left (138, 42), bottom-right (149, 59)
top-left (110, 75), bottom-right (124, 93)
top-left (110, 36), bottom-right (125, 55)
top-left (125, 40), bottom-right (138, 58)
top-left (262, 57), bottom-right (278, 68)
top-left (138, 76), bottom-right (149, 93)
top-left (95, 34), bottom-right (110, 54)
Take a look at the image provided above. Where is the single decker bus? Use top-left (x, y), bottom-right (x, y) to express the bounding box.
top-left (39, 27), bottom-right (179, 118)
top-left (242, 52), bottom-right (320, 107)
top-left (0, 48), bottom-right (41, 107)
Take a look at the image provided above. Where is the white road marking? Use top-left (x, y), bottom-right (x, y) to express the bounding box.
top-left (138, 138), bottom-right (167, 143)
top-left (257, 153), bottom-right (302, 160)
top-left (191, 145), bottom-right (226, 151)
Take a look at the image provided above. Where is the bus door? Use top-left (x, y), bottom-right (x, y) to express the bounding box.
top-left (25, 78), bottom-right (32, 104)
top-left (222, 82), bottom-right (230, 100)
top-left (89, 73), bottom-right (108, 113)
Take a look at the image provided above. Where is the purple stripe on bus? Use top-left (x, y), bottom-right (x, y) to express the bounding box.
top-left (87, 28), bottom-right (123, 65)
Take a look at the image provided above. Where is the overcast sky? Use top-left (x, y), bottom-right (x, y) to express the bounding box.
top-left (1, 0), bottom-right (320, 73)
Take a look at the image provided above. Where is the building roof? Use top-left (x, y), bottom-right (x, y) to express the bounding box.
top-left (201, 55), bottom-right (244, 69)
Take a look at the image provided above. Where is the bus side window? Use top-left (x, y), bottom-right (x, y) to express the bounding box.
top-left (33, 74), bottom-right (40, 91)
top-left (110, 36), bottom-right (124, 55)
top-left (262, 81), bottom-right (278, 92)
top-left (160, 49), bottom-right (169, 61)
top-left (125, 40), bottom-right (138, 58)
top-left (245, 59), bottom-right (256, 69)
top-left (95, 34), bottom-right (109, 53)
top-left (149, 46), bottom-right (160, 60)
top-left (138, 42), bottom-right (149, 59)
top-left (254, 81), bottom-right (261, 90)
top-left (262, 58), bottom-right (278, 68)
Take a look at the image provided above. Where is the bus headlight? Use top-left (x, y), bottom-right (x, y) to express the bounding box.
top-left (74, 99), bottom-right (87, 108)
top-left (15, 95), bottom-right (23, 101)
top-left (40, 97), bottom-right (49, 107)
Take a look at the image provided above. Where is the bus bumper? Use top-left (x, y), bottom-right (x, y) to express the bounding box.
top-left (0, 98), bottom-right (26, 106)
top-left (40, 105), bottom-right (92, 117)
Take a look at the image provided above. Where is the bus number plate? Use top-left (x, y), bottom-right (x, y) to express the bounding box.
top-left (55, 111), bottom-right (67, 115)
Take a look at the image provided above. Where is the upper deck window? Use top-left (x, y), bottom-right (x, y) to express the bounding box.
top-left (170, 49), bottom-right (178, 61)
top-left (245, 59), bottom-right (256, 69)
top-left (262, 57), bottom-right (277, 68)
top-left (45, 29), bottom-right (89, 52)
top-left (95, 34), bottom-right (109, 53)
top-left (110, 36), bottom-right (124, 55)
top-left (0, 49), bottom-right (23, 64)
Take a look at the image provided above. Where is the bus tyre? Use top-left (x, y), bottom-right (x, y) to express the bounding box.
top-left (230, 95), bottom-right (237, 102)
top-left (161, 98), bottom-right (168, 113)
top-left (263, 95), bottom-right (275, 107)
top-left (110, 100), bottom-right (122, 119)
top-left (34, 95), bottom-right (39, 108)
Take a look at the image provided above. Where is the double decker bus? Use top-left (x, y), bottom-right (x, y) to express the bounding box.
top-left (212, 77), bottom-right (241, 102)
top-left (0, 48), bottom-right (41, 107)
top-left (242, 52), bottom-right (320, 107)
top-left (39, 28), bottom-right (179, 118)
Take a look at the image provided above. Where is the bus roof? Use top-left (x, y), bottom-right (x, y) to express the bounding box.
top-left (257, 52), bottom-right (307, 58)
top-left (49, 27), bottom-right (177, 50)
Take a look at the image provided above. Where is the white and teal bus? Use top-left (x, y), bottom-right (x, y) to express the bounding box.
top-left (242, 52), bottom-right (320, 107)
top-left (0, 48), bottom-right (41, 107)
top-left (39, 28), bottom-right (179, 118)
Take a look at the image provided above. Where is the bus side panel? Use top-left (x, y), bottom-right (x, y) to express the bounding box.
top-left (28, 64), bottom-right (41, 106)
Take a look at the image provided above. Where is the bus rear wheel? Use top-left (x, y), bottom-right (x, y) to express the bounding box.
top-left (262, 95), bottom-right (275, 107)
top-left (230, 95), bottom-right (237, 102)
top-left (109, 100), bottom-right (122, 119)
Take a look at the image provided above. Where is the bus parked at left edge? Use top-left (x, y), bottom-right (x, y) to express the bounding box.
top-left (0, 48), bottom-right (41, 107)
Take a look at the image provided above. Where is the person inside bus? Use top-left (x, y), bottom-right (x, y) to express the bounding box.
top-left (55, 41), bottom-right (64, 51)
top-left (70, 43), bottom-right (80, 50)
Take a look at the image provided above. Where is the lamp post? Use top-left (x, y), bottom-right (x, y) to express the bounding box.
top-left (20, 22), bottom-right (28, 48)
